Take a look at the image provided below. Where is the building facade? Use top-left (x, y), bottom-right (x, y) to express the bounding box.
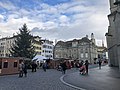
top-left (0, 36), bottom-right (54, 60)
top-left (106, 0), bottom-right (120, 69)
top-left (41, 39), bottom-right (53, 59)
top-left (33, 36), bottom-right (42, 55)
top-left (0, 36), bottom-right (16, 57)
top-left (54, 33), bottom-right (98, 63)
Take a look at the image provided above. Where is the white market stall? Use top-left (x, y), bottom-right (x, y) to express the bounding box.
top-left (32, 55), bottom-right (47, 62)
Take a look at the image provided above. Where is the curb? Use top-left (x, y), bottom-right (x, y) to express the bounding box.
top-left (60, 74), bottom-right (86, 90)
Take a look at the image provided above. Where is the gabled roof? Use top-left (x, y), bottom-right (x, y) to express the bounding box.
top-left (79, 37), bottom-right (91, 43)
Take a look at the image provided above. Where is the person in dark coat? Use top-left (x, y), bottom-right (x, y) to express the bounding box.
top-left (98, 59), bottom-right (102, 69)
top-left (61, 61), bottom-right (67, 74)
top-left (31, 62), bottom-right (35, 72)
top-left (85, 60), bottom-right (89, 74)
top-left (42, 62), bottom-right (47, 72)
top-left (31, 61), bottom-right (37, 72)
top-left (23, 62), bottom-right (27, 77)
top-left (34, 63), bottom-right (37, 72)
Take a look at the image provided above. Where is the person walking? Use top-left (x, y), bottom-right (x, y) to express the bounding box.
top-left (31, 62), bottom-right (34, 72)
top-left (31, 61), bottom-right (37, 72)
top-left (34, 62), bottom-right (37, 72)
top-left (85, 60), bottom-right (89, 74)
top-left (61, 61), bottom-right (67, 74)
top-left (23, 62), bottom-right (27, 77)
top-left (98, 59), bottom-right (102, 69)
top-left (18, 61), bottom-right (24, 77)
top-left (42, 62), bottom-right (47, 72)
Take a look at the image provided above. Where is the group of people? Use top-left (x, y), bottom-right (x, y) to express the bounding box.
top-left (56, 60), bottom-right (89, 75)
top-left (18, 61), bottom-right (27, 77)
top-left (79, 60), bottom-right (89, 75)
top-left (18, 59), bottom-right (103, 77)
top-left (18, 60), bottom-right (49, 77)
top-left (79, 59), bottom-right (102, 75)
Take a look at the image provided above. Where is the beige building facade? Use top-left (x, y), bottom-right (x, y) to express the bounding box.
top-left (33, 36), bottom-right (42, 55)
top-left (54, 33), bottom-right (98, 64)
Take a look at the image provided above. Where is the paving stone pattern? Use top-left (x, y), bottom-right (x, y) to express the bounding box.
top-left (0, 69), bottom-right (78, 90)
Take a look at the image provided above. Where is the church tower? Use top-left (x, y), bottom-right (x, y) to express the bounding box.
top-left (91, 33), bottom-right (95, 45)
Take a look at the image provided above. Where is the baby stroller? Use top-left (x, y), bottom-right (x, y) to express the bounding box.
top-left (79, 64), bottom-right (86, 75)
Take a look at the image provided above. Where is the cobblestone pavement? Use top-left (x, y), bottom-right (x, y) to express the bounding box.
top-left (0, 68), bottom-right (78, 90)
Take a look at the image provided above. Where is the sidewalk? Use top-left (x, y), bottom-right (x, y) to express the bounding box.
top-left (62, 65), bottom-right (120, 90)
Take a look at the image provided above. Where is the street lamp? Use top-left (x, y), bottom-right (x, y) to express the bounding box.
top-left (105, 33), bottom-right (113, 37)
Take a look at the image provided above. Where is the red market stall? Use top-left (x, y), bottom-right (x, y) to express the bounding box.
top-left (0, 57), bottom-right (29, 75)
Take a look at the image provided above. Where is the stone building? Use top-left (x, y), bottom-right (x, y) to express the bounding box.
top-left (54, 33), bottom-right (98, 63)
top-left (106, 0), bottom-right (120, 69)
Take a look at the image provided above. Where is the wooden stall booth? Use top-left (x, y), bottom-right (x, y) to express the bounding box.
top-left (0, 57), bottom-right (29, 75)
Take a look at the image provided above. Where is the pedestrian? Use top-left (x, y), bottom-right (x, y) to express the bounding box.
top-left (85, 60), bottom-right (89, 74)
top-left (75, 62), bottom-right (79, 70)
top-left (42, 62), bottom-right (47, 72)
top-left (61, 61), bottom-right (67, 74)
top-left (34, 62), bottom-right (37, 72)
top-left (79, 60), bottom-right (84, 68)
top-left (98, 59), bottom-right (102, 69)
top-left (23, 62), bottom-right (27, 77)
top-left (18, 61), bottom-right (24, 77)
top-left (31, 61), bottom-right (37, 72)
top-left (31, 61), bottom-right (35, 72)
top-left (37, 61), bottom-right (40, 69)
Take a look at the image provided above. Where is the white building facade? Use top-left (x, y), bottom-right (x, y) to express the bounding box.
top-left (0, 37), bottom-right (16, 57)
top-left (41, 39), bottom-right (53, 59)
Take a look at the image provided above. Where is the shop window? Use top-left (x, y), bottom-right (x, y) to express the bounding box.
top-left (4, 62), bottom-right (8, 68)
top-left (14, 62), bottom-right (17, 67)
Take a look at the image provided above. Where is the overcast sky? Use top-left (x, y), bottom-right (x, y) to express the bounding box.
top-left (0, 0), bottom-right (110, 46)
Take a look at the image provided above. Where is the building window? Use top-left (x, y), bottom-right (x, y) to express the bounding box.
top-left (81, 53), bottom-right (83, 58)
top-left (14, 62), bottom-right (17, 67)
top-left (85, 53), bottom-right (88, 58)
top-left (3, 62), bottom-right (8, 68)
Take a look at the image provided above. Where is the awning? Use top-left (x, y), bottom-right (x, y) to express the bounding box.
top-left (32, 55), bottom-right (47, 61)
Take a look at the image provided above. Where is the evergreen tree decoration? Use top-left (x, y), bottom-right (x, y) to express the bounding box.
top-left (10, 24), bottom-right (36, 59)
